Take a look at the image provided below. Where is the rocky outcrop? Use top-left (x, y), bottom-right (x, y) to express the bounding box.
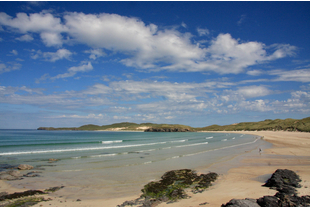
top-left (263, 169), bottom-right (301, 195)
top-left (118, 169), bottom-right (218, 207)
top-left (222, 169), bottom-right (310, 207)
top-left (221, 198), bottom-right (260, 207)
top-left (0, 170), bottom-right (22, 181)
top-left (17, 164), bottom-right (34, 170)
top-left (144, 128), bottom-right (194, 132)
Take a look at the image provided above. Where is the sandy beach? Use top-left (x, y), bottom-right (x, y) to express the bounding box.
top-left (1, 131), bottom-right (310, 207)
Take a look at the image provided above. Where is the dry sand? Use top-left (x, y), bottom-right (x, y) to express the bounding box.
top-left (1, 131), bottom-right (310, 207)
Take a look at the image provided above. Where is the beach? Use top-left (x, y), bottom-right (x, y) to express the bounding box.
top-left (1, 131), bottom-right (310, 207)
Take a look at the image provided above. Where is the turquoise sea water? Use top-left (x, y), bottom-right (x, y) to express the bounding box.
top-left (0, 130), bottom-right (264, 199)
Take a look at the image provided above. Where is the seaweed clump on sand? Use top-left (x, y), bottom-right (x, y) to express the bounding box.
top-left (0, 186), bottom-right (64, 207)
top-left (118, 169), bottom-right (218, 207)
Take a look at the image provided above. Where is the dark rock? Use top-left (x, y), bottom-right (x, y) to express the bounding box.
top-left (0, 170), bottom-right (23, 180)
top-left (263, 169), bottom-right (301, 195)
top-left (76, 199), bottom-right (81, 201)
top-left (17, 164), bottom-right (34, 170)
top-left (0, 164), bottom-right (17, 172)
top-left (0, 190), bottom-right (46, 201)
top-left (221, 198), bottom-right (260, 207)
top-left (23, 171), bottom-right (41, 177)
top-left (275, 192), bottom-right (310, 207)
top-left (223, 169), bottom-right (310, 207)
top-left (257, 195), bottom-right (279, 207)
top-left (45, 186), bottom-right (65, 192)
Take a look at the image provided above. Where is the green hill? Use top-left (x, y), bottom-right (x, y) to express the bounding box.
top-left (196, 117), bottom-right (310, 132)
top-left (37, 122), bottom-right (194, 131)
top-left (37, 117), bottom-right (310, 132)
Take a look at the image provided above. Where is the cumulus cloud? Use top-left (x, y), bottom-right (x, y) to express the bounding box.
top-left (16, 34), bottom-right (34, 41)
top-left (51, 62), bottom-right (93, 79)
top-left (43, 48), bottom-right (72, 62)
top-left (237, 85), bottom-right (272, 98)
top-left (0, 62), bottom-right (21, 74)
top-left (84, 49), bottom-right (105, 60)
top-left (269, 69), bottom-right (310, 82)
top-left (246, 69), bottom-right (264, 76)
top-left (0, 11), bottom-right (297, 74)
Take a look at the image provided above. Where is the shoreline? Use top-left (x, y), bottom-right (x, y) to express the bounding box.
top-left (1, 131), bottom-right (309, 207)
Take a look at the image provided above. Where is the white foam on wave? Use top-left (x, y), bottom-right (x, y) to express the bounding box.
top-left (143, 161), bottom-right (152, 165)
top-left (221, 139), bottom-right (227, 142)
top-left (102, 140), bottom-right (123, 144)
top-left (163, 147), bottom-right (172, 150)
top-left (175, 142), bottom-right (208, 148)
top-left (232, 137), bottom-right (235, 140)
top-left (0, 141), bottom-right (167, 156)
top-left (206, 136), bottom-right (213, 139)
top-left (62, 169), bottom-right (83, 172)
top-left (90, 153), bottom-right (117, 158)
top-left (170, 139), bottom-right (187, 143)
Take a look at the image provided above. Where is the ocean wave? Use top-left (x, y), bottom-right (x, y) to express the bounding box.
top-left (90, 153), bottom-right (117, 158)
top-left (221, 139), bottom-right (227, 142)
top-left (206, 136), bottom-right (213, 139)
top-left (102, 140), bottom-right (123, 144)
top-left (0, 140), bottom-right (104, 148)
top-left (170, 139), bottom-right (187, 143)
top-left (175, 142), bottom-right (209, 148)
top-left (0, 141), bottom-right (168, 156)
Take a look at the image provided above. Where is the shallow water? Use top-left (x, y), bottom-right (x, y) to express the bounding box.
top-left (0, 130), bottom-right (264, 199)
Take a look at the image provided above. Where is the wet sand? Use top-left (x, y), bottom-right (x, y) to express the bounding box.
top-left (1, 131), bottom-right (310, 207)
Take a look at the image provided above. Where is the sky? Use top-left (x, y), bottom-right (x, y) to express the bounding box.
top-left (0, 1), bottom-right (310, 129)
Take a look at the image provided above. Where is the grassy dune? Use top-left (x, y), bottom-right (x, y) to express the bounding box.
top-left (38, 117), bottom-right (310, 132)
top-left (196, 117), bottom-right (310, 132)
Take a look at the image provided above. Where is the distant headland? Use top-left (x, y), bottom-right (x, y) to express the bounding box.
top-left (37, 117), bottom-right (310, 132)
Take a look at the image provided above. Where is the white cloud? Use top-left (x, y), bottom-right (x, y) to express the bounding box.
top-left (43, 48), bottom-right (72, 62)
top-left (10, 50), bottom-right (18, 55)
top-left (197, 28), bottom-right (209, 36)
top-left (0, 62), bottom-right (21, 74)
top-left (85, 49), bottom-right (105, 60)
top-left (53, 113), bottom-right (104, 119)
top-left (269, 69), bottom-right (310, 82)
top-left (239, 99), bottom-right (272, 112)
top-left (181, 22), bottom-right (187, 28)
top-left (237, 85), bottom-right (272, 98)
top-left (267, 44), bottom-right (297, 60)
top-left (40, 32), bottom-right (63, 47)
top-left (237, 14), bottom-right (246, 25)
top-left (246, 69), bottom-right (264, 76)
top-left (16, 34), bottom-right (34, 41)
top-left (51, 62), bottom-right (93, 79)
top-left (0, 11), bottom-right (66, 47)
top-left (0, 11), bottom-right (296, 74)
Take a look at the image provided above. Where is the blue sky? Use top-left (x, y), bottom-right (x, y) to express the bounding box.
top-left (0, 1), bottom-right (310, 129)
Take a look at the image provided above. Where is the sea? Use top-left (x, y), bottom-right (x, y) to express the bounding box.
top-left (0, 129), bottom-right (268, 200)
